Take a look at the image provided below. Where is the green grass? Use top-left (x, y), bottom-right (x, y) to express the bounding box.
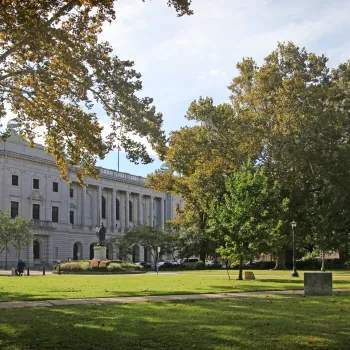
top-left (0, 270), bottom-right (349, 302)
top-left (0, 294), bottom-right (349, 349)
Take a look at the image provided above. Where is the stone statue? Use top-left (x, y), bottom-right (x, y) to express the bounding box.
top-left (96, 223), bottom-right (106, 246)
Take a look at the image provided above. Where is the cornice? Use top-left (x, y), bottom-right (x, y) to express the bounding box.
top-left (0, 150), bottom-right (148, 188)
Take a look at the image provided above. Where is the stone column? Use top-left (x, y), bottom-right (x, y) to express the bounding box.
top-left (149, 196), bottom-right (154, 227)
top-left (66, 182), bottom-right (70, 224)
top-left (27, 240), bottom-right (33, 265)
top-left (47, 235), bottom-right (53, 266)
top-left (125, 191), bottom-right (130, 228)
top-left (112, 189), bottom-right (116, 229)
top-left (160, 198), bottom-right (165, 230)
top-left (82, 185), bottom-right (86, 226)
top-left (138, 193), bottom-right (143, 224)
top-left (97, 185), bottom-right (102, 226)
top-left (45, 175), bottom-right (51, 221)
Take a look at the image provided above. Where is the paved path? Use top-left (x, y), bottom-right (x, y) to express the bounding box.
top-left (1, 288), bottom-right (350, 309)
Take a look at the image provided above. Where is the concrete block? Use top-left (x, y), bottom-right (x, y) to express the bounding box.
top-left (304, 272), bottom-right (332, 296)
top-left (245, 271), bottom-right (255, 280)
top-left (93, 246), bottom-right (107, 261)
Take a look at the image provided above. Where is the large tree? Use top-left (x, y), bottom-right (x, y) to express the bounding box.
top-left (209, 162), bottom-right (285, 280)
top-left (0, 0), bottom-right (193, 183)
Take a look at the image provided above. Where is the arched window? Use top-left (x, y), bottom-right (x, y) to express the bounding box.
top-left (132, 245), bottom-right (140, 263)
top-left (73, 242), bottom-right (83, 260)
top-left (102, 196), bottom-right (106, 219)
top-left (129, 200), bottom-right (133, 222)
top-left (33, 240), bottom-right (40, 260)
top-left (116, 198), bottom-right (120, 221)
top-left (90, 243), bottom-right (96, 260)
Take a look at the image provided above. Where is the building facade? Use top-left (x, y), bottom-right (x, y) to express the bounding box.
top-left (0, 129), bottom-right (183, 267)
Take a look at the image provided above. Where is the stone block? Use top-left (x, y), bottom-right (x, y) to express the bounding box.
top-left (93, 245), bottom-right (107, 261)
top-left (245, 271), bottom-right (255, 280)
top-left (304, 272), bottom-right (332, 296)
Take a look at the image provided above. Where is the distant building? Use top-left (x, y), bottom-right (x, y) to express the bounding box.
top-left (0, 127), bottom-right (183, 267)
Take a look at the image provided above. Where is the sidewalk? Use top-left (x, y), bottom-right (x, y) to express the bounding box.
top-left (1, 288), bottom-right (349, 309)
top-left (0, 269), bottom-right (53, 276)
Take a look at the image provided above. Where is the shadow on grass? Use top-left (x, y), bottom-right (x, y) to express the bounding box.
top-left (0, 294), bottom-right (350, 350)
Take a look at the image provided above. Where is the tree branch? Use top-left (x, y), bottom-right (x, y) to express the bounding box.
top-left (0, 0), bottom-right (81, 63)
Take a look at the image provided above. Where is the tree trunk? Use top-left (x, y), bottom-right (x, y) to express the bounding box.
top-left (238, 255), bottom-right (243, 280)
top-left (5, 250), bottom-right (8, 270)
top-left (274, 250), bottom-right (286, 270)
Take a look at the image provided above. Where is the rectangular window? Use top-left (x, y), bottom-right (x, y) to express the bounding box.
top-left (12, 175), bottom-right (19, 186)
top-left (11, 201), bottom-right (19, 218)
top-left (70, 188), bottom-right (74, 198)
top-left (32, 204), bottom-right (40, 220)
top-left (53, 182), bottom-right (58, 192)
top-left (33, 178), bottom-right (39, 189)
top-left (70, 210), bottom-right (74, 225)
top-left (52, 206), bottom-right (59, 223)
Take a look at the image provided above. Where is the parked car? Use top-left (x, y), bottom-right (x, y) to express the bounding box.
top-left (181, 258), bottom-right (199, 268)
top-left (205, 260), bottom-right (222, 268)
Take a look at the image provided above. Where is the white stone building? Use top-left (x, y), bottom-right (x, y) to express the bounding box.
top-left (0, 129), bottom-right (183, 267)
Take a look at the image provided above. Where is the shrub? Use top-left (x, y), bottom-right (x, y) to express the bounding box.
top-left (59, 261), bottom-right (92, 272)
top-left (99, 260), bottom-right (109, 268)
top-left (195, 261), bottom-right (206, 270)
top-left (89, 259), bottom-right (99, 268)
top-left (344, 261), bottom-right (350, 269)
top-left (107, 263), bottom-right (124, 272)
top-left (107, 262), bottom-right (144, 272)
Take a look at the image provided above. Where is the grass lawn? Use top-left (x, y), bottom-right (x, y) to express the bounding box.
top-left (0, 270), bottom-right (349, 302)
top-left (0, 293), bottom-right (349, 349)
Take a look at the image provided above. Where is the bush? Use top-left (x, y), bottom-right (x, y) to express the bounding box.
top-left (195, 261), bottom-right (206, 270)
top-left (89, 259), bottom-right (99, 268)
top-left (59, 261), bottom-right (92, 272)
top-left (344, 261), bottom-right (350, 269)
top-left (107, 262), bottom-right (144, 272)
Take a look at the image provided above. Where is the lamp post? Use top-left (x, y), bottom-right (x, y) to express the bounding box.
top-left (156, 246), bottom-right (161, 275)
top-left (291, 220), bottom-right (299, 277)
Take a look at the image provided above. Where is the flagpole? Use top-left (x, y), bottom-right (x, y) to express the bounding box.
top-left (118, 145), bottom-right (120, 172)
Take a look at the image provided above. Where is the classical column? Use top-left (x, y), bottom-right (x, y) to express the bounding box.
top-left (160, 198), bottom-right (165, 230)
top-left (45, 175), bottom-right (50, 221)
top-left (112, 189), bottom-right (116, 229)
top-left (97, 185), bottom-right (102, 226)
top-left (27, 240), bottom-right (33, 265)
top-left (138, 193), bottom-right (142, 224)
top-left (47, 235), bottom-right (53, 265)
top-left (149, 196), bottom-right (154, 227)
top-left (67, 182), bottom-right (71, 224)
top-left (82, 185), bottom-right (86, 226)
top-left (125, 191), bottom-right (130, 228)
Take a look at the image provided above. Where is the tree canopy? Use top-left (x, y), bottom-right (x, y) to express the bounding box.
top-left (0, 210), bottom-right (32, 268)
top-left (0, 0), bottom-right (193, 183)
top-left (148, 42), bottom-right (350, 264)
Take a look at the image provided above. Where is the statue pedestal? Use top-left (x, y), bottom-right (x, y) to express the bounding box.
top-left (93, 245), bottom-right (107, 261)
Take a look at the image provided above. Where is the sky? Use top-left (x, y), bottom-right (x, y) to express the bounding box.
top-left (96, 0), bottom-right (350, 177)
top-left (4, 0), bottom-right (350, 177)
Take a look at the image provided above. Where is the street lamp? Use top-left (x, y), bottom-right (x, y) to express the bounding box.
top-left (291, 220), bottom-right (299, 277)
top-left (156, 247), bottom-right (161, 275)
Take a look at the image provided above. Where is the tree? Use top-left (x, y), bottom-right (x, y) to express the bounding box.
top-left (0, 0), bottom-right (193, 184)
top-left (11, 215), bottom-right (33, 260)
top-left (209, 162), bottom-right (286, 280)
top-left (147, 124), bottom-right (229, 261)
top-left (121, 225), bottom-right (167, 266)
top-left (0, 210), bottom-right (32, 269)
top-left (227, 42), bottom-right (350, 257)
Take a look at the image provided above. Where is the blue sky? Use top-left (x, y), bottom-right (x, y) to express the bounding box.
top-left (96, 0), bottom-right (350, 176)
